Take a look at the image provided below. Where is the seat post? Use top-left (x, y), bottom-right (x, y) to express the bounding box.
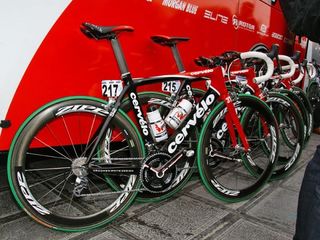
top-left (110, 37), bottom-right (130, 75)
top-left (171, 44), bottom-right (185, 72)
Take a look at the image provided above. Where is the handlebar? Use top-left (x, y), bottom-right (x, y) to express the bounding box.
top-left (307, 63), bottom-right (317, 79)
top-left (292, 67), bottom-right (304, 85)
top-left (281, 62), bottom-right (304, 84)
top-left (278, 55), bottom-right (295, 79)
top-left (240, 51), bottom-right (274, 84)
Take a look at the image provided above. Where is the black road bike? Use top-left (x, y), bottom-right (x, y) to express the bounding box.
top-left (7, 23), bottom-right (279, 231)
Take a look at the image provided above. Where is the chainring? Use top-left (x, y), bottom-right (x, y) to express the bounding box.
top-left (140, 152), bottom-right (177, 193)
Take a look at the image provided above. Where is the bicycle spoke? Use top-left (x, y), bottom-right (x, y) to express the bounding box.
top-left (34, 137), bottom-right (73, 162)
top-left (62, 116), bottom-right (79, 159)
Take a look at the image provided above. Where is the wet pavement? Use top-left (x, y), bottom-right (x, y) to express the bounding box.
top-left (0, 134), bottom-right (319, 240)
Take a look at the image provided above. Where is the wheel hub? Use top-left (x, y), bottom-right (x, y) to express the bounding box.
top-left (72, 157), bottom-right (88, 177)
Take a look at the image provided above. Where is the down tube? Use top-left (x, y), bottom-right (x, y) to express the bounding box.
top-left (162, 88), bottom-right (220, 155)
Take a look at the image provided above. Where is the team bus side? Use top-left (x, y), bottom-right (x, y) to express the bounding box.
top-left (0, 0), bottom-right (305, 153)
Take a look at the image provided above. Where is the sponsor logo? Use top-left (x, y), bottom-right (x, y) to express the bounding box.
top-left (162, 0), bottom-right (198, 15)
top-left (212, 108), bottom-right (228, 130)
top-left (130, 92), bottom-right (149, 136)
top-left (231, 69), bottom-right (249, 75)
top-left (257, 24), bottom-right (268, 36)
top-left (269, 126), bottom-right (277, 164)
top-left (260, 24), bottom-right (267, 34)
top-left (17, 172), bottom-right (50, 215)
top-left (211, 179), bottom-right (240, 196)
top-left (56, 105), bottom-right (109, 117)
top-left (104, 129), bottom-right (112, 163)
top-left (109, 176), bottom-right (136, 213)
top-left (308, 113), bottom-right (313, 136)
top-left (171, 162), bottom-right (190, 188)
top-left (232, 15), bottom-right (255, 32)
top-left (284, 143), bottom-right (301, 171)
top-left (168, 93), bottom-right (216, 154)
top-left (204, 10), bottom-right (228, 24)
top-left (271, 32), bottom-right (283, 41)
top-left (189, 69), bottom-right (214, 76)
top-left (217, 122), bottom-right (228, 139)
top-left (267, 97), bottom-right (290, 107)
top-left (232, 15), bottom-right (239, 29)
top-left (155, 123), bottom-right (166, 132)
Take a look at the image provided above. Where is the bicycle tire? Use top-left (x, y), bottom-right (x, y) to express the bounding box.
top-left (307, 80), bottom-right (320, 110)
top-left (292, 86), bottom-right (313, 144)
top-left (279, 89), bottom-right (310, 146)
top-left (250, 92), bottom-right (304, 180)
top-left (197, 94), bottom-right (279, 202)
top-left (7, 96), bottom-right (144, 231)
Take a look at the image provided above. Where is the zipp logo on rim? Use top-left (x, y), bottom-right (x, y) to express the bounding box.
top-left (211, 178), bottom-right (240, 196)
top-left (168, 93), bottom-right (216, 154)
top-left (267, 97), bottom-right (290, 107)
top-left (56, 105), bottom-right (109, 117)
top-left (109, 175), bottom-right (136, 213)
top-left (17, 171), bottom-right (50, 215)
top-left (130, 93), bottom-right (149, 136)
top-left (285, 143), bottom-right (301, 171)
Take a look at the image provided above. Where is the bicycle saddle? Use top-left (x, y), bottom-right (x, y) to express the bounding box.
top-left (151, 35), bottom-right (189, 47)
top-left (81, 22), bottom-right (134, 40)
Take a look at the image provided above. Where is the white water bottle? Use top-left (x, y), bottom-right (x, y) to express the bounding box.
top-left (165, 99), bottom-right (193, 129)
top-left (147, 105), bottom-right (168, 142)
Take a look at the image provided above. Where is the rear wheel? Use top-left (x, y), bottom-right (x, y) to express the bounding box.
top-left (7, 97), bottom-right (144, 231)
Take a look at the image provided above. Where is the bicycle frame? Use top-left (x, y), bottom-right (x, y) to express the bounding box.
top-left (83, 69), bottom-right (250, 171)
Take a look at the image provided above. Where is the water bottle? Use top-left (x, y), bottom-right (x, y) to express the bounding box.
top-left (147, 105), bottom-right (168, 142)
top-left (165, 99), bottom-right (192, 129)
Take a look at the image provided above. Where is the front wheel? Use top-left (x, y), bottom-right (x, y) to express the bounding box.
top-left (197, 94), bottom-right (279, 202)
top-left (7, 96), bottom-right (144, 231)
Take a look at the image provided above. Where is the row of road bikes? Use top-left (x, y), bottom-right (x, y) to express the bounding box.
top-left (5, 22), bottom-right (320, 231)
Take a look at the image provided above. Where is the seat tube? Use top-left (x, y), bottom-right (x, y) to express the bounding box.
top-left (110, 37), bottom-right (130, 75)
top-left (171, 44), bottom-right (185, 72)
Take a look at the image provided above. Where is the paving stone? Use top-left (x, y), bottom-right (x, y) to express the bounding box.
top-left (189, 185), bottom-right (247, 210)
top-left (120, 195), bottom-right (228, 240)
top-left (125, 201), bottom-right (149, 217)
top-left (0, 216), bottom-right (81, 240)
top-left (247, 188), bottom-right (298, 233)
top-left (210, 219), bottom-right (290, 240)
top-left (282, 166), bottom-right (306, 192)
top-left (0, 183), bottom-right (63, 219)
top-left (88, 230), bottom-right (128, 240)
top-left (0, 191), bottom-right (21, 218)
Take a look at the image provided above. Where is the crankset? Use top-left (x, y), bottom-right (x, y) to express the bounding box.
top-left (140, 149), bottom-right (194, 193)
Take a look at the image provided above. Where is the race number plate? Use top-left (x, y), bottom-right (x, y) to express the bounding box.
top-left (102, 80), bottom-right (123, 97)
top-left (162, 80), bottom-right (180, 93)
